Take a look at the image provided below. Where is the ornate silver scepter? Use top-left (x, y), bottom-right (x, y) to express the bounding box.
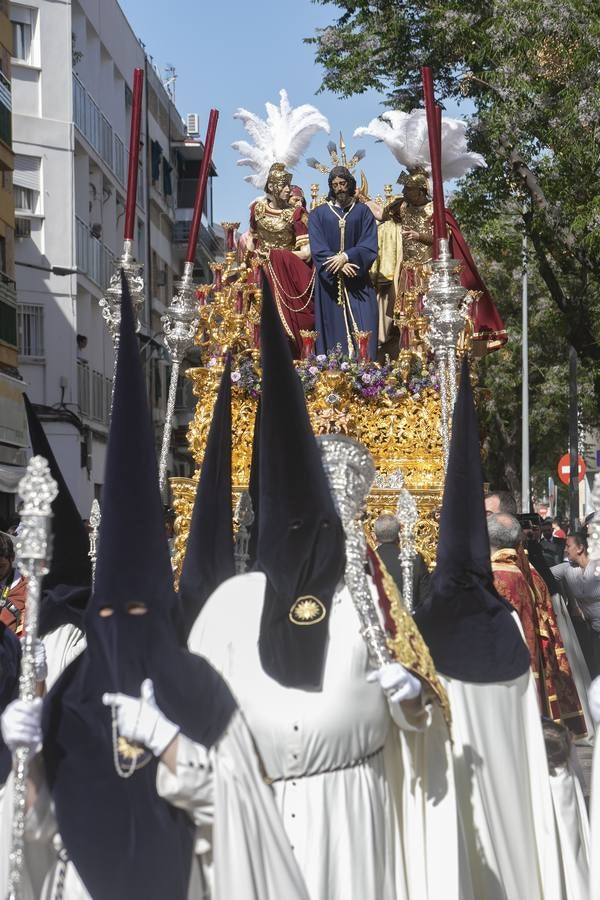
top-left (422, 238), bottom-right (468, 470)
top-left (7, 456), bottom-right (58, 900)
top-left (233, 490), bottom-right (255, 575)
top-left (158, 262), bottom-right (199, 497)
top-left (396, 486), bottom-right (419, 614)
top-left (88, 498), bottom-right (101, 587)
top-left (317, 434), bottom-right (394, 669)
top-left (100, 243), bottom-right (145, 412)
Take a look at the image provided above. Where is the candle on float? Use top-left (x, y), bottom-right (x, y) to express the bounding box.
top-left (234, 290), bottom-right (244, 314)
top-left (124, 68), bottom-right (144, 242)
top-left (186, 109), bottom-right (219, 264)
top-left (420, 67), bottom-right (447, 259)
top-left (196, 288), bottom-right (206, 306)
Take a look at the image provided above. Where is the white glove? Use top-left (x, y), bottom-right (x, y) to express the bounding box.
top-left (34, 639), bottom-right (48, 683)
top-left (1, 697), bottom-right (43, 753)
top-left (367, 662), bottom-right (422, 704)
top-left (588, 676), bottom-right (600, 725)
top-left (102, 678), bottom-right (179, 757)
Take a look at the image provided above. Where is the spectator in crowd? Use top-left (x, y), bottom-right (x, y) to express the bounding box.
top-left (540, 518), bottom-right (564, 567)
top-left (0, 534), bottom-right (26, 634)
top-left (552, 532), bottom-right (600, 677)
top-left (373, 512), bottom-right (431, 609)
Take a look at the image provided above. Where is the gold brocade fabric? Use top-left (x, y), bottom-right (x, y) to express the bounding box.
top-left (374, 550), bottom-right (451, 729)
top-left (371, 219), bottom-right (403, 285)
top-left (253, 201), bottom-right (295, 250)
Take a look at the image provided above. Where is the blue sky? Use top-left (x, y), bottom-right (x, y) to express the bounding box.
top-left (118, 0), bottom-right (466, 224)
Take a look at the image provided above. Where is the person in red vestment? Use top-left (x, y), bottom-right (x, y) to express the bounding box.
top-left (246, 163), bottom-right (315, 357)
top-left (488, 514), bottom-right (587, 738)
top-left (0, 533), bottom-right (26, 635)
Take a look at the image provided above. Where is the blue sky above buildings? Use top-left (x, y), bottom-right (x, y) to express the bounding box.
top-left (119, 0), bottom-right (467, 225)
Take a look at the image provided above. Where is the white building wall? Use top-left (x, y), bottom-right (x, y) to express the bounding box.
top-left (11, 0), bottom-right (196, 514)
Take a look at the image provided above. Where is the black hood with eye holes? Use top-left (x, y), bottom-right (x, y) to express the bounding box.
top-left (42, 273), bottom-right (236, 900)
top-left (254, 277), bottom-right (345, 690)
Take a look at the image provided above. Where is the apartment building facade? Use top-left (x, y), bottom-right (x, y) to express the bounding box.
top-left (0, 0), bottom-right (25, 525)
top-left (10, 0), bottom-right (217, 517)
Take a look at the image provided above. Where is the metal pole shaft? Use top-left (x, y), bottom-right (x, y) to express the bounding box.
top-left (521, 232), bottom-right (529, 513)
top-left (158, 358), bottom-right (181, 497)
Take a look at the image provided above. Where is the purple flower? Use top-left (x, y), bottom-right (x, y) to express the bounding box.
top-left (308, 366), bottom-right (319, 375)
top-left (231, 371), bottom-right (241, 383)
top-left (361, 373), bottom-right (372, 384)
top-left (316, 354), bottom-right (327, 363)
top-left (207, 357), bottom-right (217, 368)
top-left (341, 361), bottom-right (350, 371)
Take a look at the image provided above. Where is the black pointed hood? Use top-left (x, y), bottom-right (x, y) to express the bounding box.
top-left (179, 357), bottom-right (235, 638)
top-left (23, 395), bottom-right (92, 634)
top-left (254, 278), bottom-right (345, 689)
top-left (415, 358), bottom-right (530, 682)
top-left (42, 273), bottom-right (236, 900)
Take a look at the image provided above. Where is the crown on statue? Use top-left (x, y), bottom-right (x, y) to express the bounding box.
top-left (307, 133), bottom-right (366, 175)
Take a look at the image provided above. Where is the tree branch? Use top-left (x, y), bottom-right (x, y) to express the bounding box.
top-left (528, 229), bottom-right (568, 313)
top-left (498, 135), bottom-right (600, 278)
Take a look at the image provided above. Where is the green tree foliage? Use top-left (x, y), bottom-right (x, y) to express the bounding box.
top-left (308, 0), bottom-right (600, 494)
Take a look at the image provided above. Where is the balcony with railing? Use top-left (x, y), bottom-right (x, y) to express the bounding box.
top-left (73, 74), bottom-right (144, 209)
top-left (75, 216), bottom-right (115, 290)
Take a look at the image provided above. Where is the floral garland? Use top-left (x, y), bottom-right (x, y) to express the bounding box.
top-left (222, 345), bottom-right (439, 401)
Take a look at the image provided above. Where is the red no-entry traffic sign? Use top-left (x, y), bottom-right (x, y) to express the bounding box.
top-left (557, 453), bottom-right (586, 485)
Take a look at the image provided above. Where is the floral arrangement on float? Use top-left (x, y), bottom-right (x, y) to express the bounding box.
top-left (222, 346), bottom-right (439, 402)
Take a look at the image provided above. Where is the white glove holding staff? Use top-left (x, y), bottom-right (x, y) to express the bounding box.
top-left (1, 697), bottom-right (43, 753)
top-left (367, 662), bottom-right (422, 704)
top-left (102, 678), bottom-right (179, 757)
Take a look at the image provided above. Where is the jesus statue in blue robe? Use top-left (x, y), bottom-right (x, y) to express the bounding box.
top-left (308, 166), bottom-right (379, 359)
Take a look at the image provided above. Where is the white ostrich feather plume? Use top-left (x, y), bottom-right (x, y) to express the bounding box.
top-left (232, 89), bottom-right (330, 188)
top-left (354, 108), bottom-right (486, 181)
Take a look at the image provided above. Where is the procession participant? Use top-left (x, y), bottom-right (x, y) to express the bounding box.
top-left (309, 165), bottom-right (379, 359)
top-left (587, 676), bottom-right (600, 896)
top-left (185, 280), bottom-right (466, 900)
top-left (23, 394), bottom-right (92, 686)
top-left (177, 356), bottom-right (235, 639)
top-left (0, 532), bottom-right (26, 634)
top-left (0, 276), bottom-right (238, 900)
top-left (233, 89), bottom-right (329, 356)
top-left (373, 512), bottom-right (431, 609)
top-left (488, 512), bottom-right (589, 738)
top-left (415, 358), bottom-right (564, 900)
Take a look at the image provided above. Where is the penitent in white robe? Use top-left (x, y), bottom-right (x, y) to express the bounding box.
top-left (550, 592), bottom-right (595, 741)
top-left (443, 672), bottom-right (565, 900)
top-left (187, 572), bottom-right (467, 900)
top-left (589, 732), bottom-right (600, 898)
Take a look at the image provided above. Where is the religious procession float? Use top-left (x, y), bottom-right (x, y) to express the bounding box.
top-left (100, 67), bottom-right (508, 587)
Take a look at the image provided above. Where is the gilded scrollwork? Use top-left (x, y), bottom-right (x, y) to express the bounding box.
top-left (172, 363), bottom-right (443, 579)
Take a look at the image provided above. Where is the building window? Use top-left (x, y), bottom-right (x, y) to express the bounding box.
top-left (17, 303), bottom-right (44, 357)
top-left (11, 6), bottom-right (36, 64)
top-left (15, 217), bottom-right (31, 238)
top-left (91, 369), bottom-right (104, 421)
top-left (150, 140), bottom-right (162, 183)
top-left (77, 359), bottom-right (90, 416)
top-left (0, 235), bottom-right (6, 273)
top-left (13, 154), bottom-right (41, 214)
top-left (0, 299), bottom-right (16, 347)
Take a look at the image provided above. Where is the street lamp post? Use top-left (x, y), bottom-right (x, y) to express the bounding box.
top-left (521, 229), bottom-right (529, 513)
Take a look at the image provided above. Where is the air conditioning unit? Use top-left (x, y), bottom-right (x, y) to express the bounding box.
top-left (186, 113), bottom-right (200, 136)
